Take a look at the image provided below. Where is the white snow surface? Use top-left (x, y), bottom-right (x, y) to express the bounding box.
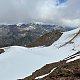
top-left (67, 56), bottom-right (80, 63)
top-left (0, 28), bottom-right (80, 80)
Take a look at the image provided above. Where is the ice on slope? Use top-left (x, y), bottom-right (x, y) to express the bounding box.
top-left (0, 28), bottom-right (80, 80)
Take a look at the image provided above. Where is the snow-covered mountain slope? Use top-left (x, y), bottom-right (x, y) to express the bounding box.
top-left (0, 28), bottom-right (80, 80)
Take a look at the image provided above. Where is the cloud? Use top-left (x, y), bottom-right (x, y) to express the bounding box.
top-left (0, 0), bottom-right (80, 27)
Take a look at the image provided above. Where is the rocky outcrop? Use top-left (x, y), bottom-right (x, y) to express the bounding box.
top-left (43, 59), bottom-right (80, 80)
top-left (0, 49), bottom-right (5, 54)
top-left (27, 31), bottom-right (63, 47)
top-left (19, 51), bottom-right (80, 80)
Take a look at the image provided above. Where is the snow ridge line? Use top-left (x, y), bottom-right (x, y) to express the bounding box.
top-left (59, 30), bottom-right (80, 48)
top-left (63, 51), bottom-right (80, 61)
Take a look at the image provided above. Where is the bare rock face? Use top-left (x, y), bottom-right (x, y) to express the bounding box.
top-left (43, 59), bottom-right (80, 80)
top-left (0, 49), bottom-right (5, 54)
top-left (27, 31), bottom-right (63, 47)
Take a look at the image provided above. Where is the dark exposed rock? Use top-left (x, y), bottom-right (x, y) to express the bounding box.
top-left (41, 59), bottom-right (80, 80)
top-left (27, 31), bottom-right (63, 47)
top-left (0, 49), bottom-right (5, 54)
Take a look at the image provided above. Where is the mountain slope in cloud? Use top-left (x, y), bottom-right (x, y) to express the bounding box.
top-left (0, 28), bottom-right (80, 80)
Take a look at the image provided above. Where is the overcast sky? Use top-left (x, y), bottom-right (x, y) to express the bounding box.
top-left (0, 0), bottom-right (80, 27)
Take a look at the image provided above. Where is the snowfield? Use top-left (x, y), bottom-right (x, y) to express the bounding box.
top-left (0, 28), bottom-right (80, 80)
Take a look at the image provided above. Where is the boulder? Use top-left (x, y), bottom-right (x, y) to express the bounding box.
top-left (0, 49), bottom-right (5, 54)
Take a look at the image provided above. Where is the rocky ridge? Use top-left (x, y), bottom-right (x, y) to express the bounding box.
top-left (0, 23), bottom-right (74, 48)
top-left (19, 51), bottom-right (80, 80)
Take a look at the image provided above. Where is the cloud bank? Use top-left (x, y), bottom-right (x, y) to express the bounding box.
top-left (0, 0), bottom-right (80, 27)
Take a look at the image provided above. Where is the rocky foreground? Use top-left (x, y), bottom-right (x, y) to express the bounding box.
top-left (19, 51), bottom-right (80, 80)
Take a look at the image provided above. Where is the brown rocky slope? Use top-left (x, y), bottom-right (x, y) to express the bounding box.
top-left (19, 51), bottom-right (80, 80)
top-left (27, 30), bottom-right (62, 47)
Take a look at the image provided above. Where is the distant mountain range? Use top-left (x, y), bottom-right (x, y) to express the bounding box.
top-left (0, 23), bottom-right (74, 48)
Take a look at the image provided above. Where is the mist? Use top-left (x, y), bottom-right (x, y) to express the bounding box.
top-left (0, 0), bottom-right (80, 27)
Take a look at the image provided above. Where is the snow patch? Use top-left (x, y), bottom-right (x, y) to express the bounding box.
top-left (35, 67), bottom-right (56, 79)
top-left (67, 56), bottom-right (80, 63)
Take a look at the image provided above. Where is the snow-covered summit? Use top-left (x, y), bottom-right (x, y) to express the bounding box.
top-left (0, 27), bottom-right (80, 80)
